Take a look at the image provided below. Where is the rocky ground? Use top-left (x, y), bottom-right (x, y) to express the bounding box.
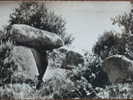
top-left (1, 46), bottom-right (133, 99)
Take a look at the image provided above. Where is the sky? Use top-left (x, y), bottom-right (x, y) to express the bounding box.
top-left (0, 1), bottom-right (131, 54)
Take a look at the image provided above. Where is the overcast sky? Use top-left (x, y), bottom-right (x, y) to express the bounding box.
top-left (0, 1), bottom-right (131, 54)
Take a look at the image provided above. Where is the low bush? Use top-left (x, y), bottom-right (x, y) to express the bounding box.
top-left (0, 41), bottom-right (18, 86)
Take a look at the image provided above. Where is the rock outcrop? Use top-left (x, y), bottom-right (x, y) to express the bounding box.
top-left (102, 55), bottom-right (133, 83)
top-left (62, 50), bottom-right (84, 69)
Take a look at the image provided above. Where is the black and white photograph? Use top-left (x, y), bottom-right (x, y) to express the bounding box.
top-left (0, 0), bottom-right (133, 99)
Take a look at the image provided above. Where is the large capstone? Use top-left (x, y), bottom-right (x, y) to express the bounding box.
top-left (10, 24), bottom-right (64, 50)
top-left (102, 55), bottom-right (133, 83)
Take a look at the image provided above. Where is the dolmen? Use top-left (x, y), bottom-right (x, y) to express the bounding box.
top-left (10, 24), bottom-right (64, 89)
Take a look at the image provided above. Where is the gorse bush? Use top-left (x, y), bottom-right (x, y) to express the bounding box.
top-left (93, 29), bottom-right (133, 61)
top-left (0, 41), bottom-right (17, 86)
top-left (93, 31), bottom-right (121, 59)
top-left (97, 83), bottom-right (133, 99)
top-left (82, 52), bottom-right (110, 88)
top-left (37, 76), bottom-right (96, 99)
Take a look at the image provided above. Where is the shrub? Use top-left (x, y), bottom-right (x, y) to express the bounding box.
top-left (82, 52), bottom-right (110, 88)
top-left (97, 83), bottom-right (133, 99)
top-left (37, 76), bottom-right (96, 99)
top-left (0, 41), bottom-right (18, 86)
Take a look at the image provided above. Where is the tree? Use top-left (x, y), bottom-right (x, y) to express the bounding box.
top-left (9, 1), bottom-right (74, 45)
top-left (112, 9), bottom-right (133, 34)
top-left (93, 9), bottom-right (133, 60)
